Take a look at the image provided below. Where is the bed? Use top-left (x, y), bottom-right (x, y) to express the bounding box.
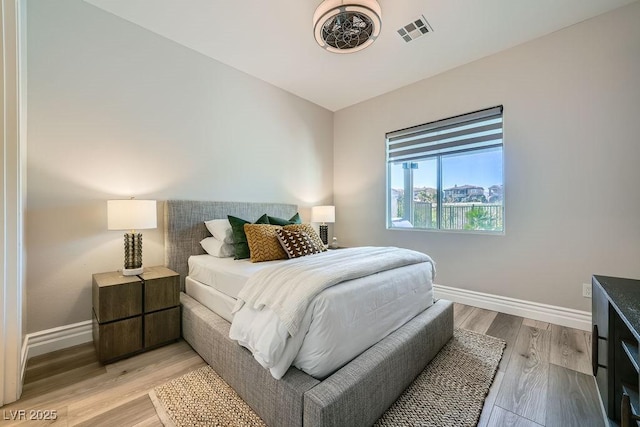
top-left (165, 200), bottom-right (453, 427)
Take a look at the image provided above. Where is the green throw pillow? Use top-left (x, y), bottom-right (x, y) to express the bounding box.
top-left (228, 214), bottom-right (270, 260)
top-left (267, 212), bottom-right (301, 226)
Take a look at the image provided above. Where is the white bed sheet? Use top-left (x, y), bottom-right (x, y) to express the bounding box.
top-left (185, 276), bottom-right (236, 323)
top-left (188, 255), bottom-right (284, 299)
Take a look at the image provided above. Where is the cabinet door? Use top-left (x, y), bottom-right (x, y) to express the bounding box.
top-left (592, 277), bottom-right (612, 416)
top-left (93, 313), bottom-right (142, 363)
top-left (144, 275), bottom-right (179, 313)
top-left (93, 276), bottom-right (142, 323)
top-left (145, 307), bottom-right (180, 348)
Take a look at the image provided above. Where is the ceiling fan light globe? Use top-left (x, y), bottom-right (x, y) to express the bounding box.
top-left (313, 0), bottom-right (382, 53)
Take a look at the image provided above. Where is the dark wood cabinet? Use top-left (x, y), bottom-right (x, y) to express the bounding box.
top-left (92, 266), bottom-right (180, 363)
top-left (592, 275), bottom-right (640, 426)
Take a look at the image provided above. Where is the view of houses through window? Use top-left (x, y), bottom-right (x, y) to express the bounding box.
top-left (386, 106), bottom-right (504, 233)
top-left (389, 147), bottom-right (503, 232)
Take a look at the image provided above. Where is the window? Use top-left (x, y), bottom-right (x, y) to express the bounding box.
top-left (386, 106), bottom-right (504, 232)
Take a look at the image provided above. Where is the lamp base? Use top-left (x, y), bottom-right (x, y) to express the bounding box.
top-left (122, 232), bottom-right (144, 276)
top-left (122, 266), bottom-right (144, 276)
top-left (319, 224), bottom-right (328, 246)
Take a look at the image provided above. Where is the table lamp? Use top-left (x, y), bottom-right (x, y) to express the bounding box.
top-left (311, 205), bottom-right (335, 246)
top-left (107, 199), bottom-right (157, 276)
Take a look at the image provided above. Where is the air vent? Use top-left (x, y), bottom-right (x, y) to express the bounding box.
top-left (397, 15), bottom-right (432, 43)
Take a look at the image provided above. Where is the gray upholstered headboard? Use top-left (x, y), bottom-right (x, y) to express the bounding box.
top-left (164, 200), bottom-right (298, 290)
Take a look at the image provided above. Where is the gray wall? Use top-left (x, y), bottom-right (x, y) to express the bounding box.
top-left (26, 0), bottom-right (640, 332)
top-left (334, 2), bottom-right (640, 312)
top-left (26, 0), bottom-right (333, 333)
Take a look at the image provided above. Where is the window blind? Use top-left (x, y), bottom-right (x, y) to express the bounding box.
top-left (386, 106), bottom-right (503, 163)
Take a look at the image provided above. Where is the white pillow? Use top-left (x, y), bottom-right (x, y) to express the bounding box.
top-left (204, 219), bottom-right (234, 243)
top-left (200, 237), bottom-right (235, 258)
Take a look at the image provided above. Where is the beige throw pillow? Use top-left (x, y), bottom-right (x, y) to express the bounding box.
top-left (244, 224), bottom-right (287, 262)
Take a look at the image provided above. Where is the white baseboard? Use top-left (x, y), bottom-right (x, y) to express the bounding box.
top-left (433, 284), bottom-right (592, 331)
top-left (20, 337), bottom-right (29, 383)
top-left (19, 284), bottom-right (591, 378)
top-left (24, 320), bottom-right (93, 362)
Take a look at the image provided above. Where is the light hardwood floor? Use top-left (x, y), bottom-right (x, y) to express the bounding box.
top-left (0, 304), bottom-right (605, 426)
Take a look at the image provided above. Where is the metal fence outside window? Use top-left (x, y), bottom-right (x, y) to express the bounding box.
top-left (411, 202), bottom-right (503, 231)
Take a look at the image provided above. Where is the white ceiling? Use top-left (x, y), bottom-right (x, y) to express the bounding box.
top-left (84, 0), bottom-right (636, 111)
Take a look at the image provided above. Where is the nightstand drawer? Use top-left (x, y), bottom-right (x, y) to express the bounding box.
top-left (144, 276), bottom-right (180, 312)
top-left (145, 307), bottom-right (180, 348)
top-left (141, 266), bottom-right (180, 312)
top-left (92, 312), bottom-right (142, 362)
top-left (92, 272), bottom-right (142, 323)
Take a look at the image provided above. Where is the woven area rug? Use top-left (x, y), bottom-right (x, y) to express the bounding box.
top-left (150, 328), bottom-right (505, 427)
top-left (374, 328), bottom-right (505, 426)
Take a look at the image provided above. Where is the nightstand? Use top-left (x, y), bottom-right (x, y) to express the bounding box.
top-left (92, 266), bottom-right (180, 363)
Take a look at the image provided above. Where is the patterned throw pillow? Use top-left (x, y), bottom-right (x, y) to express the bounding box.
top-left (283, 224), bottom-right (327, 252)
top-left (243, 224), bottom-right (288, 262)
top-left (276, 229), bottom-right (323, 259)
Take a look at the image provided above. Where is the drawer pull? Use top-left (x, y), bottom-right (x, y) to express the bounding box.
top-left (592, 324), bottom-right (598, 375)
top-left (591, 324), bottom-right (608, 376)
top-left (591, 325), bottom-right (607, 377)
top-left (621, 392), bottom-right (640, 427)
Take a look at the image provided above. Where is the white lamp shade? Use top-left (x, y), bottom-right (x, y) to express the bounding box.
top-left (107, 199), bottom-right (157, 231)
top-left (311, 205), bottom-right (335, 223)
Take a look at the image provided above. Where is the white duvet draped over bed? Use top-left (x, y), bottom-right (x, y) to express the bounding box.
top-left (229, 246), bottom-right (435, 379)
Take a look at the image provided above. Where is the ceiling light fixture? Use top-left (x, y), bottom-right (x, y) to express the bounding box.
top-left (313, 0), bottom-right (382, 54)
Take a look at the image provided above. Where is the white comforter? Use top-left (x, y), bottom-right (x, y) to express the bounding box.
top-left (229, 247), bottom-right (435, 379)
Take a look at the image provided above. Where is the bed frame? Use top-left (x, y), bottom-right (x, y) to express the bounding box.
top-left (164, 200), bottom-right (453, 427)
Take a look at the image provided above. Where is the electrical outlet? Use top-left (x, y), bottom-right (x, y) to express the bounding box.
top-left (583, 283), bottom-right (592, 298)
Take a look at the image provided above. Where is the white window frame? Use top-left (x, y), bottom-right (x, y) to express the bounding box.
top-left (386, 106), bottom-right (504, 233)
